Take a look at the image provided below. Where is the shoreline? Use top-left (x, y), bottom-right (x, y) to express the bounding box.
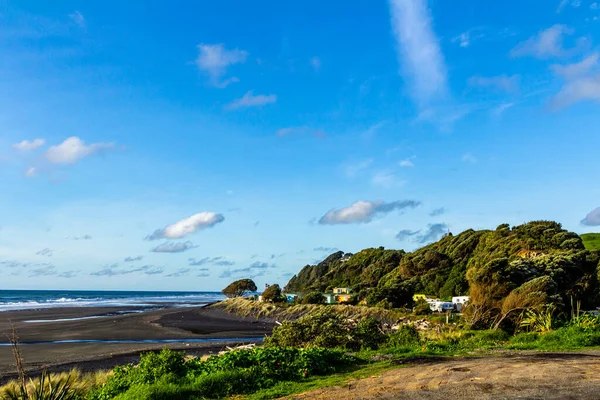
top-left (0, 302), bottom-right (274, 382)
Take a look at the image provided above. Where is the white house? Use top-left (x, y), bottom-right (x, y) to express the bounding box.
top-left (452, 296), bottom-right (470, 312)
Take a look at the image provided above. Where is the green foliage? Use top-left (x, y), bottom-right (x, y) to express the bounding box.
top-left (90, 347), bottom-right (353, 400)
top-left (387, 325), bottom-right (420, 348)
top-left (221, 279), bottom-right (257, 298)
top-left (300, 292), bottom-right (326, 305)
top-left (262, 284), bottom-right (285, 302)
top-left (519, 305), bottom-right (556, 333)
top-left (582, 233), bottom-right (600, 250)
top-left (264, 310), bottom-right (386, 350)
top-left (413, 299), bottom-right (431, 316)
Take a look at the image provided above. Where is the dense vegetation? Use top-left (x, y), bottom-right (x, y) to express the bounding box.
top-left (286, 221), bottom-right (600, 327)
top-left (582, 233), bottom-right (600, 250)
top-left (222, 278), bottom-right (257, 298)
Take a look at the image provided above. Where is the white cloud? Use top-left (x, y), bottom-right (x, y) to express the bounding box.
top-left (25, 167), bottom-right (37, 177)
top-left (582, 207), bottom-right (600, 226)
top-left (468, 75), bottom-right (520, 93)
top-left (13, 138), bottom-right (45, 151)
top-left (462, 153), bottom-right (477, 163)
top-left (510, 25), bottom-right (584, 59)
top-left (399, 158), bottom-right (415, 167)
top-left (147, 212), bottom-right (225, 240)
top-left (318, 200), bottom-right (421, 225)
top-left (68, 11), bottom-right (85, 28)
top-left (451, 29), bottom-right (485, 48)
top-left (46, 137), bottom-right (114, 164)
top-left (592, 2), bottom-right (599, 10)
top-left (388, 0), bottom-right (448, 107)
top-left (551, 53), bottom-right (599, 80)
top-left (195, 44), bottom-right (247, 87)
top-left (310, 57), bottom-right (321, 72)
top-left (225, 91), bottom-right (277, 110)
top-left (557, 0), bottom-right (569, 12)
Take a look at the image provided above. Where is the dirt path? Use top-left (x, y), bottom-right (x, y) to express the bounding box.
top-left (288, 351), bottom-right (600, 400)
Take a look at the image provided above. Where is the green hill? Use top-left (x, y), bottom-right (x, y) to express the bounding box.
top-left (582, 233), bottom-right (600, 250)
top-left (285, 221), bottom-right (600, 327)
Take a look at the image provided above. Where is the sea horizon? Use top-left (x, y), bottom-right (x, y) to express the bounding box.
top-left (0, 289), bottom-right (226, 312)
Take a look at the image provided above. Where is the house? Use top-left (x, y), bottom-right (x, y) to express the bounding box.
top-left (322, 293), bottom-right (337, 304)
top-left (333, 287), bottom-right (352, 294)
top-left (284, 293), bottom-right (301, 303)
top-left (336, 294), bottom-right (353, 303)
top-left (429, 301), bottom-right (454, 312)
top-left (452, 296), bottom-right (470, 312)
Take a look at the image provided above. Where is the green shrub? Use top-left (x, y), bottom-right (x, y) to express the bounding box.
top-left (353, 318), bottom-right (387, 350)
top-left (387, 325), bottom-right (420, 348)
top-left (413, 299), bottom-right (431, 315)
top-left (301, 292), bottom-right (326, 305)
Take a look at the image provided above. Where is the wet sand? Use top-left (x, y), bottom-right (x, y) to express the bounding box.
top-left (0, 304), bottom-right (274, 382)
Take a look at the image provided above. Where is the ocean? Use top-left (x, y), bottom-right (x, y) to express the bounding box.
top-left (0, 290), bottom-right (226, 312)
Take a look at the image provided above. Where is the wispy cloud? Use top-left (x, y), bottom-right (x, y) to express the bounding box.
top-left (72, 234), bottom-right (92, 240)
top-left (468, 75), bottom-right (520, 93)
top-left (219, 261), bottom-right (275, 279)
top-left (451, 29), bottom-right (485, 48)
top-left (318, 200), bottom-right (421, 225)
top-left (430, 207), bottom-right (446, 216)
top-left (35, 248), bottom-right (53, 257)
top-left (25, 167), bottom-right (37, 177)
top-left (146, 212), bottom-right (224, 240)
top-left (581, 207), bottom-right (600, 226)
top-left (13, 138), bottom-right (45, 151)
top-left (68, 11), bottom-right (85, 28)
top-left (462, 153), bottom-right (477, 164)
top-left (314, 247), bottom-right (339, 252)
top-left (371, 170), bottom-right (406, 189)
top-left (225, 91), bottom-right (277, 110)
top-left (310, 57), bottom-right (321, 72)
top-left (165, 268), bottom-right (192, 278)
top-left (150, 241), bottom-right (197, 253)
top-left (189, 257), bottom-right (235, 267)
top-left (396, 229), bottom-right (420, 241)
top-left (29, 265), bottom-right (58, 277)
top-left (398, 156), bottom-right (416, 168)
top-left (551, 54), bottom-right (600, 109)
top-left (557, 0), bottom-right (581, 13)
top-left (510, 25), bottom-right (586, 59)
top-left (492, 102), bottom-right (516, 117)
top-left (344, 159), bottom-right (373, 178)
top-left (416, 223), bottom-right (449, 244)
top-left (195, 44), bottom-right (247, 87)
top-left (91, 264), bottom-right (164, 276)
top-left (275, 126), bottom-right (326, 138)
top-left (388, 0), bottom-right (448, 107)
top-left (124, 256), bottom-right (143, 262)
top-left (46, 137), bottom-right (115, 165)
top-left (551, 53), bottom-right (599, 80)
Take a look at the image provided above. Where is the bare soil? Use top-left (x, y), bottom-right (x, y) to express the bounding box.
top-left (287, 351), bottom-right (600, 400)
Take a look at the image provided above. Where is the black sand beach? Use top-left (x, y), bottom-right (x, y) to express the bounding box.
top-left (0, 304), bottom-right (274, 382)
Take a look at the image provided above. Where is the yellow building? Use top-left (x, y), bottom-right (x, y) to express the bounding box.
top-left (413, 294), bottom-right (427, 302)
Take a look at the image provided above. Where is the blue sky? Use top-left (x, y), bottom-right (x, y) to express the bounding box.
top-left (1, 0), bottom-right (599, 291)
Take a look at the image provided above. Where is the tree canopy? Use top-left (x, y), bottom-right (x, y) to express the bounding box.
top-left (221, 279), bottom-right (257, 298)
top-left (261, 284), bottom-right (285, 302)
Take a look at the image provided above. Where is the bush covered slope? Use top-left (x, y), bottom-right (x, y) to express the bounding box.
top-left (582, 233), bottom-right (600, 250)
top-left (285, 221), bottom-right (600, 316)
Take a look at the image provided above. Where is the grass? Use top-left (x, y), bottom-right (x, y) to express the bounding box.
top-left (582, 233), bottom-right (600, 250)
top-left (214, 297), bottom-right (409, 324)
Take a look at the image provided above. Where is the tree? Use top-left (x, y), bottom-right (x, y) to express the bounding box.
top-left (221, 279), bottom-right (257, 298)
top-left (261, 284), bottom-right (285, 302)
